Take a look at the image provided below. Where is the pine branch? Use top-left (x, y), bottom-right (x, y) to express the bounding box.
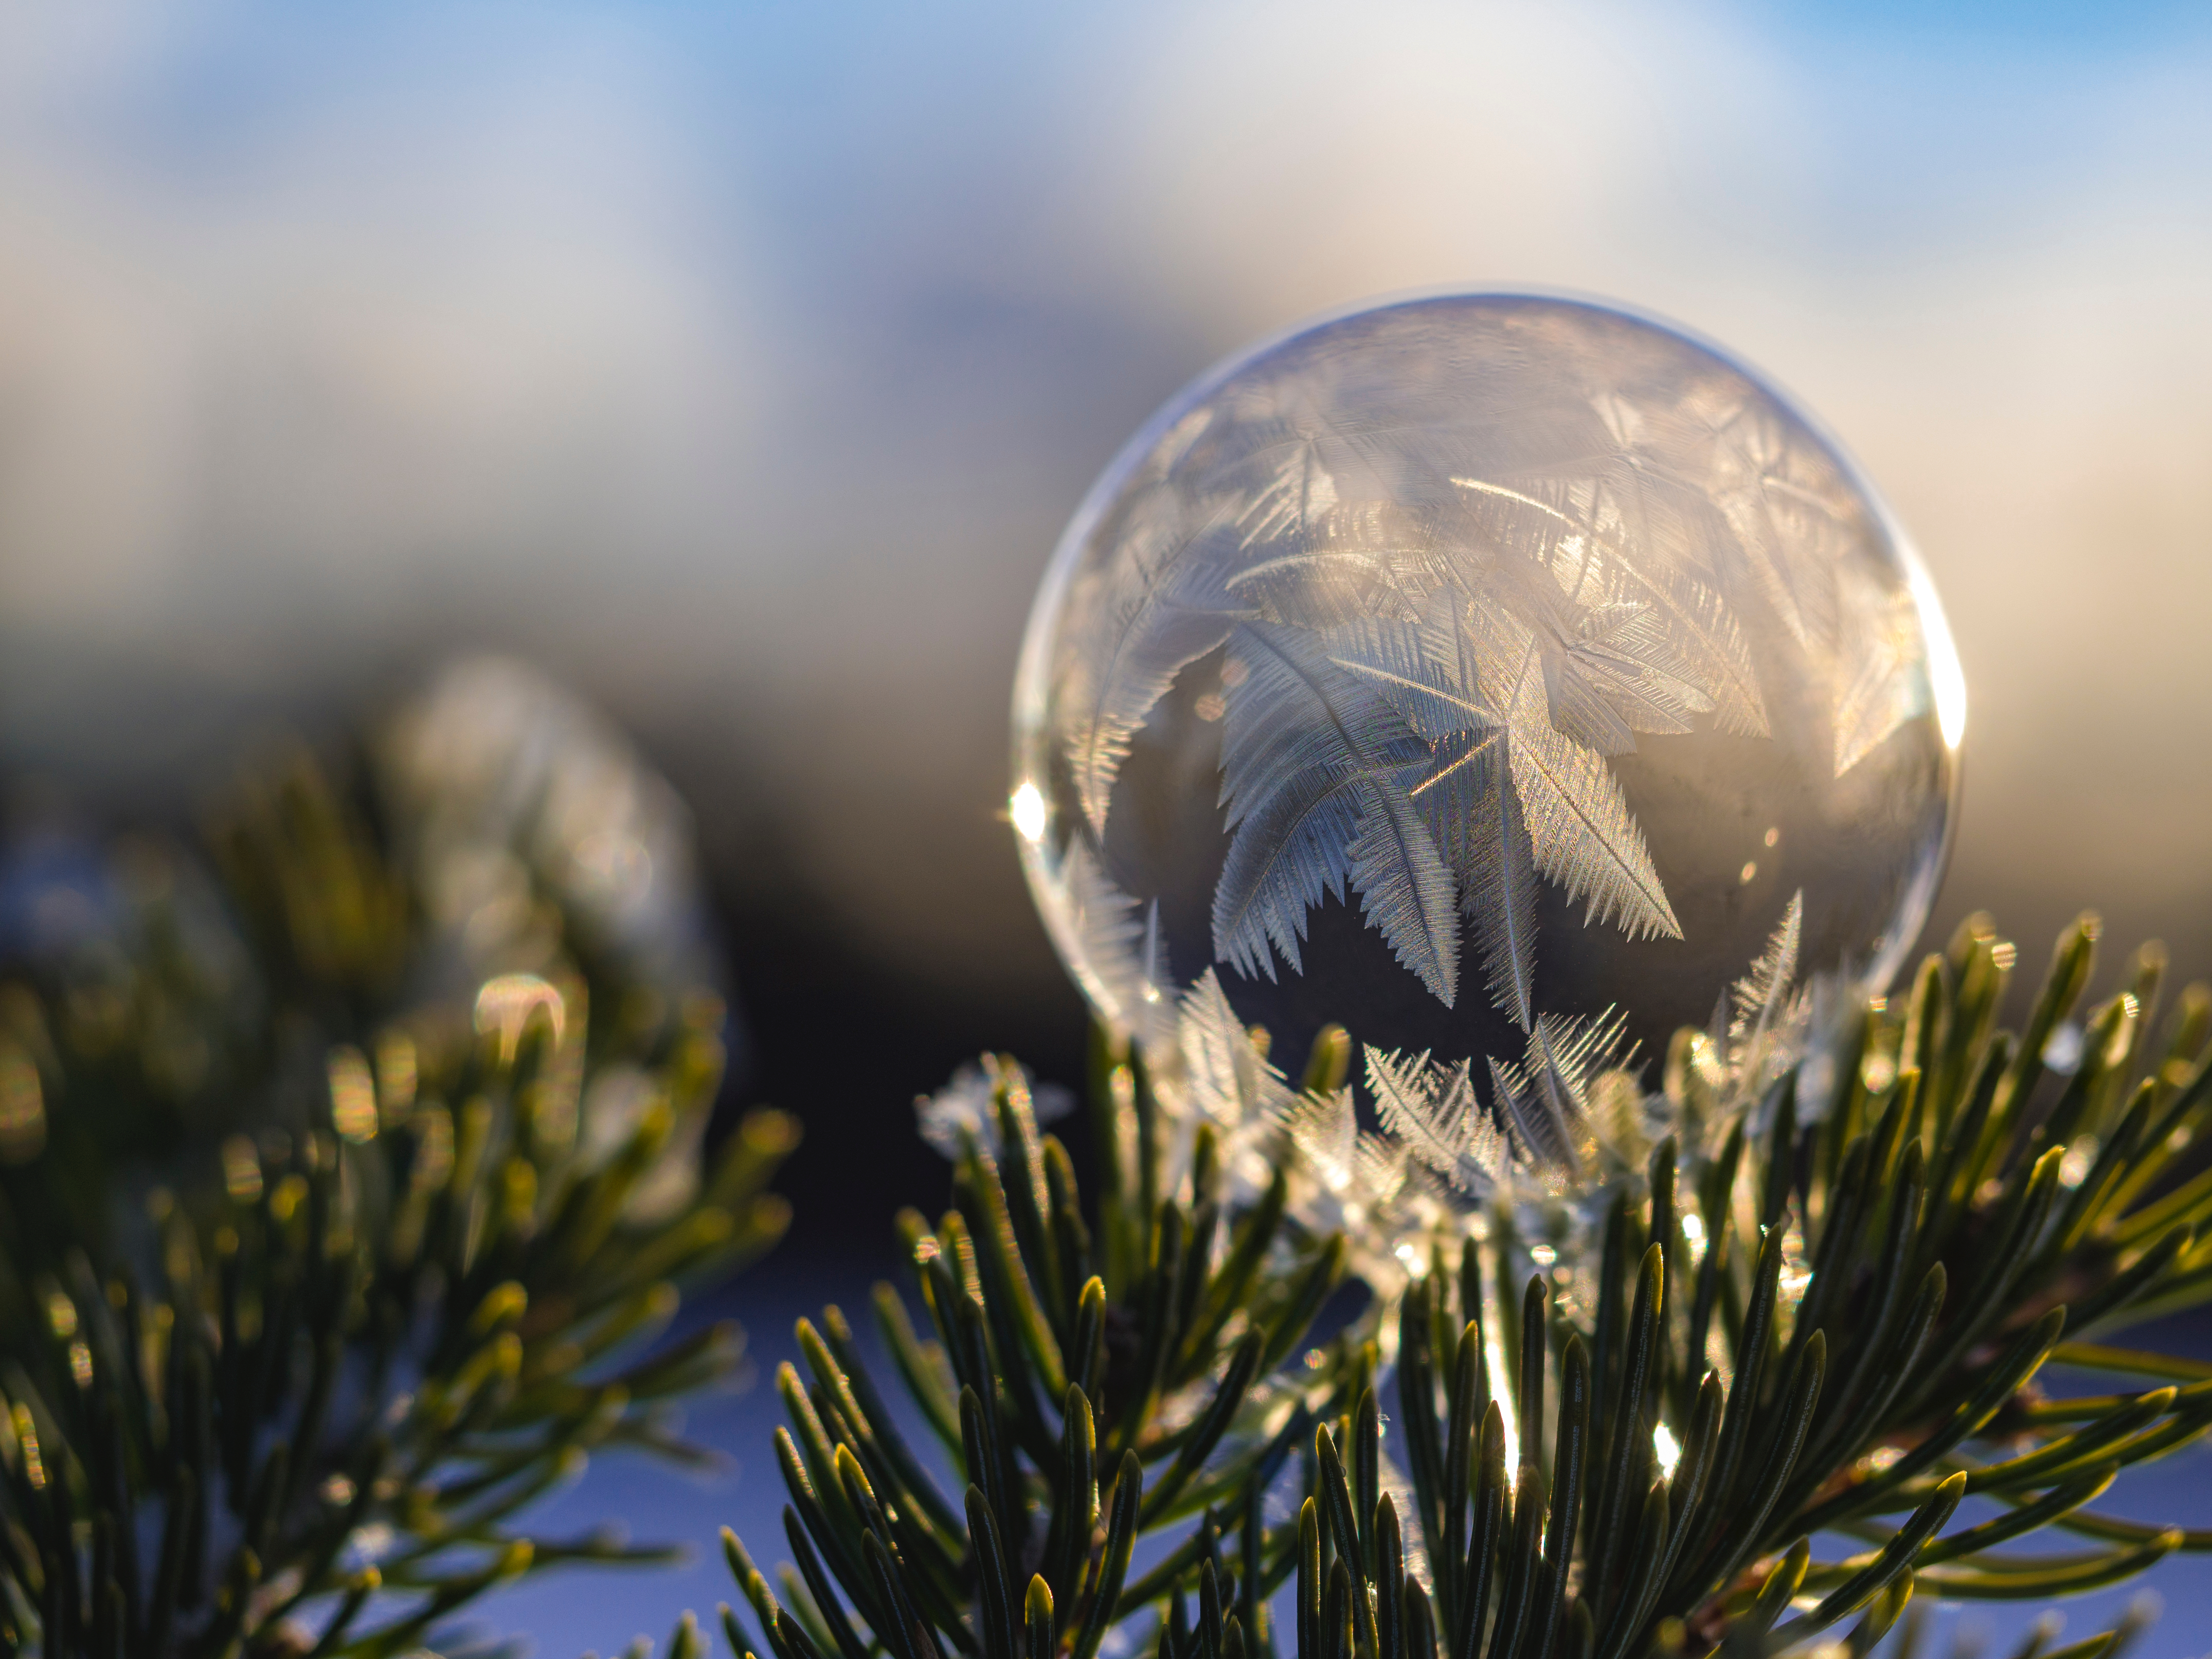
top-left (0, 680), bottom-right (796, 1658)
top-left (690, 910), bottom-right (2212, 1659)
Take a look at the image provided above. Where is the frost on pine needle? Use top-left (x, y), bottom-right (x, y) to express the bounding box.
top-left (692, 908), bottom-right (2212, 1659)
top-left (917, 1054), bottom-right (1075, 1161)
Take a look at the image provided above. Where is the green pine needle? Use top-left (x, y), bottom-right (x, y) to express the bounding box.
top-left (694, 910), bottom-right (2212, 1659)
top-left (0, 743), bottom-right (794, 1657)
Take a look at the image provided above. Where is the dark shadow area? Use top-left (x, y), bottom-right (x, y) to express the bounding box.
top-left (710, 875), bottom-right (1092, 1269)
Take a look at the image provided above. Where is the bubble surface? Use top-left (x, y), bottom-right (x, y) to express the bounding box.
top-left (1014, 293), bottom-right (1959, 1116)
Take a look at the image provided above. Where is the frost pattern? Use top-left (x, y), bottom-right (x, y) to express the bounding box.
top-left (1126, 977), bottom-right (1673, 1294)
top-left (1732, 888), bottom-right (1805, 1044)
top-left (1057, 304), bottom-right (1928, 1023)
top-left (1180, 968), bottom-right (1297, 1131)
top-left (1367, 1048), bottom-right (1507, 1196)
top-left (1722, 887), bottom-right (1814, 1104)
top-left (920, 898), bottom-right (1819, 1303)
top-left (1830, 566), bottom-right (1932, 778)
top-left (1215, 623), bottom-right (1460, 1003)
top-left (1483, 1009), bottom-right (1633, 1187)
top-left (917, 1055), bottom-right (1073, 1161)
top-left (1059, 838), bottom-right (1177, 1053)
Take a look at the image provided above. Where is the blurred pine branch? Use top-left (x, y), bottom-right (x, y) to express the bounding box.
top-left (682, 913), bottom-right (2212, 1659)
top-left (0, 665), bottom-right (796, 1658)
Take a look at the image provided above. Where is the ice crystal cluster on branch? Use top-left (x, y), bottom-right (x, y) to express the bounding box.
top-left (930, 879), bottom-right (1819, 1307)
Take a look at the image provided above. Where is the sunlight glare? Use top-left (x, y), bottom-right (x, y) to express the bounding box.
top-left (1011, 781), bottom-right (1047, 843)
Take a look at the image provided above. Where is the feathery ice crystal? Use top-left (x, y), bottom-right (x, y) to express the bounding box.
top-left (923, 911), bottom-right (1826, 1301)
top-left (1012, 292), bottom-right (1961, 1235)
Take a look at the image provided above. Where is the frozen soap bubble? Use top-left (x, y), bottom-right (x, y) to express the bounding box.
top-left (1012, 293), bottom-right (1961, 1171)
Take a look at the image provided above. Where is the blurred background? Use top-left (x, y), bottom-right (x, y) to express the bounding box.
top-left (1, 1), bottom-right (2209, 1650)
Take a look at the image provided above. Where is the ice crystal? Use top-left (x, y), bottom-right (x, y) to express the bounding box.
top-left (1366, 1048), bottom-right (1506, 1197)
top-left (916, 1054), bottom-right (1073, 1162)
